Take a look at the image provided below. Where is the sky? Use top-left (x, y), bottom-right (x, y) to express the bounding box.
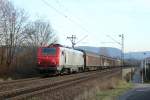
top-left (9, 0), bottom-right (150, 52)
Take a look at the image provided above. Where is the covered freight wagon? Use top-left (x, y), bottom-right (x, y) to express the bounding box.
top-left (82, 51), bottom-right (102, 70)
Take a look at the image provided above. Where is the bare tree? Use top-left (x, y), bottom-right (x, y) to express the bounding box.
top-left (0, 0), bottom-right (28, 66)
top-left (0, 0), bottom-right (58, 77)
top-left (24, 20), bottom-right (57, 47)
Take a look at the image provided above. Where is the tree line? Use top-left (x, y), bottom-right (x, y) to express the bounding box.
top-left (0, 0), bottom-right (57, 77)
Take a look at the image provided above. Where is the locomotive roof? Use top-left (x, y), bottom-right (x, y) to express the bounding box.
top-left (48, 44), bottom-right (64, 47)
top-left (47, 44), bottom-right (84, 53)
top-left (48, 44), bottom-right (74, 49)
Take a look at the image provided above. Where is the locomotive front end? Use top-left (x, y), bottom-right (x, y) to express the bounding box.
top-left (37, 47), bottom-right (60, 73)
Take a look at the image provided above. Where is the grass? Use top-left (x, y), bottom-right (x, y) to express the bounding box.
top-left (95, 80), bottom-right (133, 100)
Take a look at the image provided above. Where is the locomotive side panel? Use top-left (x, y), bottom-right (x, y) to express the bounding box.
top-left (59, 47), bottom-right (84, 72)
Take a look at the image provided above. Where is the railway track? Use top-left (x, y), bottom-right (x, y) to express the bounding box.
top-left (0, 71), bottom-right (99, 93)
top-left (0, 77), bottom-right (40, 86)
top-left (0, 68), bottom-right (121, 100)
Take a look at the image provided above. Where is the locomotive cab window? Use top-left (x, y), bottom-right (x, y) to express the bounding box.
top-left (42, 48), bottom-right (56, 55)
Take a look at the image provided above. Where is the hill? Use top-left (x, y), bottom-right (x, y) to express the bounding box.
top-left (124, 51), bottom-right (150, 60)
top-left (77, 46), bottom-right (121, 58)
top-left (77, 46), bottom-right (150, 60)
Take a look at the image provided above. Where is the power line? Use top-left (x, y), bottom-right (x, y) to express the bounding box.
top-left (55, 0), bottom-right (84, 24)
top-left (41, 0), bottom-right (68, 18)
top-left (41, 0), bottom-right (90, 34)
top-left (55, 0), bottom-right (67, 12)
top-left (75, 35), bottom-right (88, 45)
top-left (106, 35), bottom-right (121, 45)
top-left (66, 35), bottom-right (88, 48)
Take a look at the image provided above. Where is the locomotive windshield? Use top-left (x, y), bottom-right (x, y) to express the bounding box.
top-left (42, 48), bottom-right (56, 55)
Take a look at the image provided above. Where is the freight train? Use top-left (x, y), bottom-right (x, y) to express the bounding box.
top-left (37, 44), bottom-right (121, 74)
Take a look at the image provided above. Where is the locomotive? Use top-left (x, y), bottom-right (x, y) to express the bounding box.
top-left (37, 44), bottom-right (121, 74)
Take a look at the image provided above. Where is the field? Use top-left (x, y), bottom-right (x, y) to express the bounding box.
top-left (95, 80), bottom-right (132, 100)
top-left (75, 77), bottom-right (133, 100)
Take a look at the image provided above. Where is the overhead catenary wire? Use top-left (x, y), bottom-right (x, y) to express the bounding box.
top-left (55, 0), bottom-right (84, 25)
top-left (41, 0), bottom-right (91, 35)
top-left (41, 0), bottom-right (68, 18)
top-left (75, 35), bottom-right (88, 45)
top-left (106, 35), bottom-right (121, 45)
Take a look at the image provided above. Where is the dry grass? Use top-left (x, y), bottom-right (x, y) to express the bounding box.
top-left (75, 77), bottom-right (132, 100)
top-left (96, 80), bottom-right (132, 100)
